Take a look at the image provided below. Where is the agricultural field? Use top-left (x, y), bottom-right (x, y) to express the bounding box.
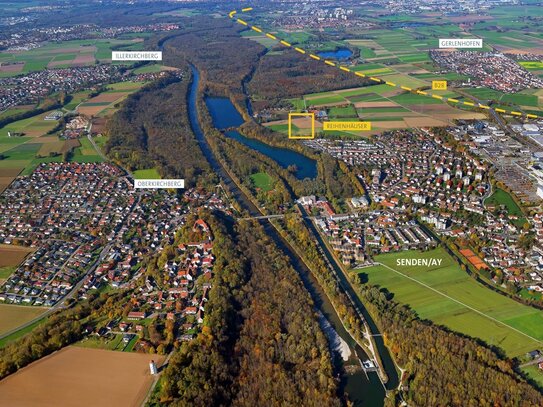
top-left (0, 38), bottom-right (146, 77)
top-left (279, 83), bottom-right (484, 135)
top-left (355, 248), bottom-right (543, 358)
top-left (0, 80), bottom-right (145, 173)
top-left (0, 305), bottom-right (47, 337)
top-left (0, 347), bottom-right (164, 407)
top-left (71, 138), bottom-right (104, 163)
top-left (0, 167), bottom-right (22, 194)
top-left (75, 81), bottom-right (146, 117)
top-left (0, 244), bottom-right (33, 267)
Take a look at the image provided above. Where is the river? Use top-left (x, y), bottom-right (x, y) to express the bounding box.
top-left (188, 65), bottom-right (388, 406)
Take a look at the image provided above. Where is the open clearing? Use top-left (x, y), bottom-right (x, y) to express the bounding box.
top-left (356, 247), bottom-right (543, 357)
top-left (133, 168), bottom-right (161, 179)
top-left (0, 346), bottom-right (164, 407)
top-left (250, 172), bottom-right (273, 191)
top-left (0, 304), bottom-right (47, 336)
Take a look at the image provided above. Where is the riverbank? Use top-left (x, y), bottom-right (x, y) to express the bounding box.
top-left (187, 64), bottom-right (395, 406)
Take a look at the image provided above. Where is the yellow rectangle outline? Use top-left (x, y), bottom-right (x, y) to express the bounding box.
top-left (323, 121), bottom-right (372, 131)
top-left (288, 113), bottom-right (315, 139)
top-left (432, 80), bottom-right (447, 90)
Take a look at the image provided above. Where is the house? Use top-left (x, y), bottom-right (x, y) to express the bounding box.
top-left (127, 311), bottom-right (146, 320)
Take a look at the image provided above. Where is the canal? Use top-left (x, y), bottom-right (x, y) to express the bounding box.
top-left (188, 65), bottom-right (388, 406)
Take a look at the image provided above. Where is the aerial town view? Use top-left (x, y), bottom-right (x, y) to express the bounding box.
top-left (1, 0), bottom-right (543, 406)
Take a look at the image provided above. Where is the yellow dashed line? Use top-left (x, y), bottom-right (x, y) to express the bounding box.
top-left (229, 8), bottom-right (542, 121)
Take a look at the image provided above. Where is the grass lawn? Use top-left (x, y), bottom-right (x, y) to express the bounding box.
top-left (0, 266), bottom-right (16, 280)
top-left (123, 335), bottom-right (139, 352)
top-left (356, 247), bottom-right (543, 357)
top-left (522, 365), bottom-right (543, 389)
top-left (250, 172), bottom-right (273, 191)
top-left (485, 187), bottom-right (526, 227)
top-left (75, 333), bottom-right (124, 351)
top-left (133, 168), bottom-right (161, 179)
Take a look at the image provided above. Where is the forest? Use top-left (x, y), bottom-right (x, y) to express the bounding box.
top-left (248, 47), bottom-right (369, 110)
top-left (154, 214), bottom-right (341, 407)
top-left (357, 282), bottom-right (543, 406)
top-left (105, 72), bottom-right (215, 187)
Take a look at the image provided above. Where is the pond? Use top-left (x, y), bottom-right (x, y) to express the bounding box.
top-left (317, 48), bottom-right (353, 60)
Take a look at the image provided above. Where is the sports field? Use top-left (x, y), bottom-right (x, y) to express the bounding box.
top-left (0, 346), bottom-right (164, 407)
top-left (356, 248), bottom-right (543, 357)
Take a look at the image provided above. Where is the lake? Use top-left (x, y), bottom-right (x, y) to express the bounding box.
top-left (204, 97), bottom-right (317, 180)
top-left (318, 48), bottom-right (353, 60)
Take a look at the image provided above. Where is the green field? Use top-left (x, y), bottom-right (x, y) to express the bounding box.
top-left (76, 333), bottom-right (125, 351)
top-left (0, 266), bottom-right (16, 280)
top-left (520, 61), bottom-right (543, 70)
top-left (133, 168), bottom-right (161, 179)
top-left (250, 172), bottom-right (273, 191)
top-left (522, 364), bottom-right (543, 388)
top-left (485, 188), bottom-right (526, 227)
top-left (132, 64), bottom-right (164, 74)
top-left (356, 248), bottom-right (543, 357)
